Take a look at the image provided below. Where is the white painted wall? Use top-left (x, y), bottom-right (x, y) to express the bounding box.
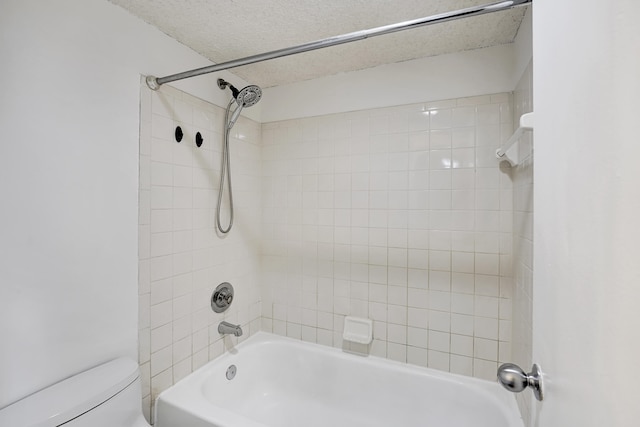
top-left (0, 0), bottom-right (252, 408)
top-left (261, 44), bottom-right (517, 122)
top-left (533, 0), bottom-right (640, 425)
top-left (512, 8), bottom-right (532, 82)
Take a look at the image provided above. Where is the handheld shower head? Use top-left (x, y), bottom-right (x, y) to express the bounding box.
top-left (217, 79), bottom-right (262, 108)
top-left (235, 85), bottom-right (262, 107)
top-left (216, 79), bottom-right (263, 235)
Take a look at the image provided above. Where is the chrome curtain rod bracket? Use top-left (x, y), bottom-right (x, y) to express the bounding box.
top-left (146, 0), bottom-right (532, 90)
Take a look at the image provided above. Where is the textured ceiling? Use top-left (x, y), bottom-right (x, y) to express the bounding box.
top-left (109, 0), bottom-right (527, 88)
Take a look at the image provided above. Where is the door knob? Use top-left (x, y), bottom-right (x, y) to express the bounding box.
top-left (497, 363), bottom-right (544, 401)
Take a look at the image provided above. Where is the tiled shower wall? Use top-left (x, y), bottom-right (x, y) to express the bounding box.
top-left (138, 83), bottom-right (262, 421)
top-left (510, 61), bottom-right (534, 425)
top-left (261, 94), bottom-right (515, 380)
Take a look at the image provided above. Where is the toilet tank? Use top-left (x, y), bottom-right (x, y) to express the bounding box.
top-left (0, 357), bottom-right (148, 427)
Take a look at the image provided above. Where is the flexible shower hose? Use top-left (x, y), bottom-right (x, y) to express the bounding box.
top-left (216, 98), bottom-right (235, 234)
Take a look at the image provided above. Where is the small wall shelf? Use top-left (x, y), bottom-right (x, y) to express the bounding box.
top-left (496, 112), bottom-right (534, 166)
top-left (343, 316), bottom-right (373, 345)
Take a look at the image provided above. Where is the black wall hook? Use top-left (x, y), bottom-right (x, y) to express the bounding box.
top-left (195, 132), bottom-right (203, 147)
top-left (175, 126), bottom-right (183, 142)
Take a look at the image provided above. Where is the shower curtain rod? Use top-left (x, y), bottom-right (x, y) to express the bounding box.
top-left (146, 0), bottom-right (532, 90)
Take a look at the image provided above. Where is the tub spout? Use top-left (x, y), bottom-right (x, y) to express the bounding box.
top-left (218, 321), bottom-right (243, 337)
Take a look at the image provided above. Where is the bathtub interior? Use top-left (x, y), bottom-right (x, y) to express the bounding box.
top-left (155, 333), bottom-right (523, 427)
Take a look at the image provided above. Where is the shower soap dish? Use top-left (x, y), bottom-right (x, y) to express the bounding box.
top-left (343, 316), bottom-right (373, 345)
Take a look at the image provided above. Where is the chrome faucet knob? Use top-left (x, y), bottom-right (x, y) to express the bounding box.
top-left (211, 282), bottom-right (234, 313)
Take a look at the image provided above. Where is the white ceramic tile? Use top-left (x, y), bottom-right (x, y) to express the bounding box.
top-left (451, 231), bottom-right (474, 252)
top-left (388, 323), bottom-right (407, 344)
top-left (451, 293), bottom-right (474, 315)
top-left (451, 330), bottom-right (474, 355)
top-left (151, 210), bottom-right (173, 234)
top-left (451, 272), bottom-right (474, 294)
top-left (429, 290), bottom-right (451, 311)
top-left (450, 354), bottom-right (473, 376)
top-left (150, 301), bottom-right (172, 329)
top-left (449, 211), bottom-right (473, 231)
top-left (475, 274), bottom-right (500, 296)
top-left (407, 288), bottom-right (428, 309)
top-left (428, 311), bottom-right (450, 332)
top-left (429, 253), bottom-right (451, 275)
top-left (151, 187), bottom-right (173, 210)
top-left (407, 327), bottom-right (428, 348)
top-left (172, 336), bottom-right (192, 363)
top-left (475, 253), bottom-right (499, 275)
top-left (408, 112), bottom-right (430, 132)
top-left (407, 268), bottom-right (428, 289)
top-left (475, 232), bottom-right (500, 254)
top-left (150, 232), bottom-right (172, 257)
top-left (388, 303), bottom-right (407, 325)
top-left (429, 170), bottom-right (452, 190)
top-left (388, 248), bottom-right (407, 267)
top-left (387, 285), bottom-right (407, 305)
top-left (474, 295), bottom-right (500, 318)
top-left (429, 150), bottom-right (452, 170)
top-left (407, 346), bottom-right (428, 367)
top-left (301, 326), bottom-right (317, 343)
top-left (498, 340), bottom-right (512, 363)
top-left (475, 317), bottom-right (499, 340)
top-left (429, 190), bottom-right (451, 210)
top-left (387, 342), bottom-right (407, 363)
top-left (172, 357), bottom-right (192, 384)
top-left (407, 308), bottom-right (428, 328)
top-left (429, 109), bottom-right (452, 130)
top-left (451, 313), bottom-right (474, 336)
top-left (427, 350), bottom-right (450, 371)
top-left (369, 302), bottom-right (387, 322)
top-left (428, 330), bottom-right (449, 353)
top-left (476, 104), bottom-right (500, 125)
top-left (430, 130), bottom-right (452, 150)
top-left (473, 337), bottom-right (498, 361)
top-left (150, 278), bottom-right (172, 305)
top-left (408, 132), bottom-right (429, 151)
top-left (388, 133), bottom-right (409, 153)
top-left (150, 323), bottom-right (172, 353)
top-left (452, 252), bottom-right (474, 273)
top-left (151, 114), bottom-right (174, 141)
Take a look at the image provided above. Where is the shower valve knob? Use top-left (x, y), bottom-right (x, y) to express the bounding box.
top-left (211, 282), bottom-right (235, 313)
top-left (217, 292), bottom-right (232, 305)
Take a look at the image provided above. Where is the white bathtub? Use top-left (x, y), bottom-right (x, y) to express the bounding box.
top-left (155, 332), bottom-right (523, 427)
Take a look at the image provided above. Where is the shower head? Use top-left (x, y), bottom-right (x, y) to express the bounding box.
top-left (217, 79), bottom-right (262, 108)
top-left (218, 78), bottom-right (262, 129)
top-left (234, 85), bottom-right (262, 108)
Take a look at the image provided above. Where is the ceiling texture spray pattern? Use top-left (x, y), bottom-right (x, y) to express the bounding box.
top-left (109, 0), bottom-right (527, 87)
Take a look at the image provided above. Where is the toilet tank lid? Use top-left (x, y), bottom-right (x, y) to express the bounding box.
top-left (0, 357), bottom-right (139, 427)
